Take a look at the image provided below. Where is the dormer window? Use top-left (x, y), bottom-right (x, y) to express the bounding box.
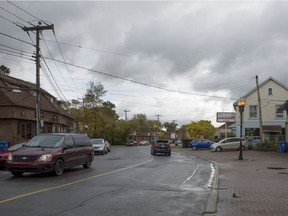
top-left (268, 88), bottom-right (272, 95)
top-left (11, 85), bottom-right (21, 93)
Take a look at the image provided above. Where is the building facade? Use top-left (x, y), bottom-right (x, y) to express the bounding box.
top-left (0, 75), bottom-right (74, 145)
top-left (234, 77), bottom-right (288, 143)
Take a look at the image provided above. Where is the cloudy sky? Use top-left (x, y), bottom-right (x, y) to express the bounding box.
top-left (1, 0), bottom-right (288, 127)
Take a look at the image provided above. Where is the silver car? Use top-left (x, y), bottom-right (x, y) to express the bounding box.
top-left (210, 137), bottom-right (247, 152)
top-left (91, 138), bottom-right (108, 155)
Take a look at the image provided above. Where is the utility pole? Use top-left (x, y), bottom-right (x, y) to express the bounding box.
top-left (22, 22), bottom-right (54, 135)
top-left (256, 75), bottom-right (264, 145)
top-left (124, 109), bottom-right (130, 121)
top-left (155, 114), bottom-right (161, 122)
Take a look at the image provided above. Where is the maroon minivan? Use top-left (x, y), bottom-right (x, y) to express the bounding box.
top-left (6, 133), bottom-right (94, 176)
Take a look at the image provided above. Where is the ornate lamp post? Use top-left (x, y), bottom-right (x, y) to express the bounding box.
top-left (238, 98), bottom-right (246, 160)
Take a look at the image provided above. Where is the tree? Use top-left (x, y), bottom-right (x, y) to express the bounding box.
top-left (186, 120), bottom-right (215, 140)
top-left (0, 65), bottom-right (10, 75)
top-left (84, 81), bottom-right (106, 108)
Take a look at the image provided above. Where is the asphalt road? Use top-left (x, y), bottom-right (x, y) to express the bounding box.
top-left (0, 146), bottom-right (213, 216)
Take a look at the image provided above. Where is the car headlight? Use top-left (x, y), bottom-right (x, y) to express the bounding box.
top-left (39, 154), bottom-right (52, 162)
top-left (7, 153), bottom-right (12, 161)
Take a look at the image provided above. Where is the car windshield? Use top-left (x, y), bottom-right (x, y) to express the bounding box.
top-left (91, 139), bottom-right (104, 144)
top-left (26, 135), bottom-right (64, 148)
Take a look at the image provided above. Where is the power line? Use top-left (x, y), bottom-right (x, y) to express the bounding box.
top-left (0, 31), bottom-right (35, 46)
top-left (7, 0), bottom-right (50, 26)
top-left (45, 56), bottom-right (237, 101)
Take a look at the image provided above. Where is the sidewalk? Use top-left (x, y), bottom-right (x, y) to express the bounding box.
top-left (173, 147), bottom-right (288, 216)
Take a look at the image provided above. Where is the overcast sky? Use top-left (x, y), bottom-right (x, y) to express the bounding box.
top-left (1, 0), bottom-right (288, 127)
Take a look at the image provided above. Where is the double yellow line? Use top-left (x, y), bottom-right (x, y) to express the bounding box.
top-left (0, 157), bottom-right (154, 204)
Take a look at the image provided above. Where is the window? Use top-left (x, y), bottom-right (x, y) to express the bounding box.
top-left (275, 105), bottom-right (284, 118)
top-left (268, 88), bottom-right (272, 95)
top-left (249, 105), bottom-right (258, 118)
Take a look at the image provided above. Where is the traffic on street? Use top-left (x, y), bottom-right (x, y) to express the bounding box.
top-left (0, 145), bottom-right (214, 216)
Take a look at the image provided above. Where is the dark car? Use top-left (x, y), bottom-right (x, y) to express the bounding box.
top-left (151, 139), bottom-right (171, 156)
top-left (5, 133), bottom-right (94, 176)
top-left (189, 139), bottom-right (214, 150)
top-left (0, 142), bottom-right (26, 169)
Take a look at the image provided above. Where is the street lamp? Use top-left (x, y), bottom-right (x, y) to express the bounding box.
top-left (238, 98), bottom-right (246, 160)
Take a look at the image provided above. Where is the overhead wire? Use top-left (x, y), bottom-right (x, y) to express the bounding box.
top-left (45, 56), bottom-right (237, 101)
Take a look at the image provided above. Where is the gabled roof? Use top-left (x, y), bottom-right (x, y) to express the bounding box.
top-left (243, 76), bottom-right (288, 98)
top-left (233, 77), bottom-right (288, 110)
top-left (0, 74), bottom-right (72, 119)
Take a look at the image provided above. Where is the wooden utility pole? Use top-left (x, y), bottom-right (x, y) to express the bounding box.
top-left (256, 75), bottom-right (264, 145)
top-left (124, 109), bottom-right (130, 121)
top-left (22, 22), bottom-right (54, 135)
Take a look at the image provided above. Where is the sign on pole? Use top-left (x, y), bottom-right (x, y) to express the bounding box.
top-left (217, 112), bottom-right (236, 123)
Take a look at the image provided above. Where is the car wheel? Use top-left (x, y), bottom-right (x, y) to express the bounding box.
top-left (192, 146), bottom-right (197, 151)
top-left (83, 155), bottom-right (92, 169)
top-left (11, 171), bottom-right (23, 177)
top-left (168, 153), bottom-right (171, 156)
top-left (53, 159), bottom-right (64, 176)
top-left (216, 146), bottom-right (223, 152)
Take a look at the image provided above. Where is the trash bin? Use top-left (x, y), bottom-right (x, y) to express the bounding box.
top-left (277, 142), bottom-right (287, 153)
top-left (0, 140), bottom-right (9, 152)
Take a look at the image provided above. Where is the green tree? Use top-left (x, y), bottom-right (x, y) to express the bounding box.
top-left (0, 65), bottom-right (10, 75)
top-left (84, 81), bottom-right (106, 108)
top-left (186, 120), bottom-right (215, 140)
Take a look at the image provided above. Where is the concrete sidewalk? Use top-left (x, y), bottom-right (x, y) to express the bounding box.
top-left (173, 147), bottom-right (288, 216)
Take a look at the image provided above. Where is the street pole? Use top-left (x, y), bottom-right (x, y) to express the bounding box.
top-left (239, 106), bottom-right (244, 160)
top-left (22, 22), bottom-right (54, 135)
top-left (238, 98), bottom-right (246, 160)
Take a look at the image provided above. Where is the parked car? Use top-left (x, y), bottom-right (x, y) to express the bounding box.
top-left (91, 138), bottom-right (108, 154)
top-left (189, 139), bottom-right (214, 150)
top-left (210, 137), bottom-right (247, 152)
top-left (127, 140), bottom-right (138, 146)
top-left (105, 140), bottom-right (111, 152)
top-left (5, 133), bottom-right (94, 176)
top-left (151, 139), bottom-right (171, 156)
top-left (0, 142), bottom-right (27, 169)
top-left (139, 140), bottom-right (150, 146)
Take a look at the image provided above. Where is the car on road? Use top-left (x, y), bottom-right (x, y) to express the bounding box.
top-left (5, 133), bottom-right (94, 176)
top-left (189, 139), bottom-right (214, 150)
top-left (139, 140), bottom-right (150, 146)
top-left (105, 140), bottom-right (111, 152)
top-left (0, 142), bottom-right (27, 169)
top-left (210, 137), bottom-right (247, 152)
top-left (127, 140), bottom-right (138, 146)
top-left (91, 138), bottom-right (108, 154)
top-left (151, 139), bottom-right (171, 156)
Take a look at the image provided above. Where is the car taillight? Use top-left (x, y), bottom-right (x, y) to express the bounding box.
top-left (154, 144), bottom-right (158, 148)
top-left (167, 144), bottom-right (171, 149)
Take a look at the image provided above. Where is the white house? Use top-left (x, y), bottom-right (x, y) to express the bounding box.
top-left (234, 77), bottom-right (288, 143)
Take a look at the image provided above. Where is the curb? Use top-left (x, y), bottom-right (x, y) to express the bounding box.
top-left (204, 160), bottom-right (219, 215)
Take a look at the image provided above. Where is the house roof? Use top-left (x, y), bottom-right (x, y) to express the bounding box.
top-left (0, 74), bottom-right (72, 119)
top-left (233, 77), bottom-right (288, 110)
top-left (243, 76), bottom-right (288, 98)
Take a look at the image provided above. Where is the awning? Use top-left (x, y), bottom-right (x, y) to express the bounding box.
top-left (262, 125), bottom-right (282, 133)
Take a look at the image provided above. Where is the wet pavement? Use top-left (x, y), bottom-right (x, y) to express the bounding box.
top-left (173, 147), bottom-right (288, 216)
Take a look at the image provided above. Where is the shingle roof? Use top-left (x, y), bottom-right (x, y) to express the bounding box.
top-left (0, 74), bottom-right (72, 119)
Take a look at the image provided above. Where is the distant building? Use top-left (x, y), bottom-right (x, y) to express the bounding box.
top-left (0, 74), bottom-right (74, 145)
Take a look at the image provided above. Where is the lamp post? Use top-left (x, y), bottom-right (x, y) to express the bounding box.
top-left (238, 98), bottom-right (246, 160)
